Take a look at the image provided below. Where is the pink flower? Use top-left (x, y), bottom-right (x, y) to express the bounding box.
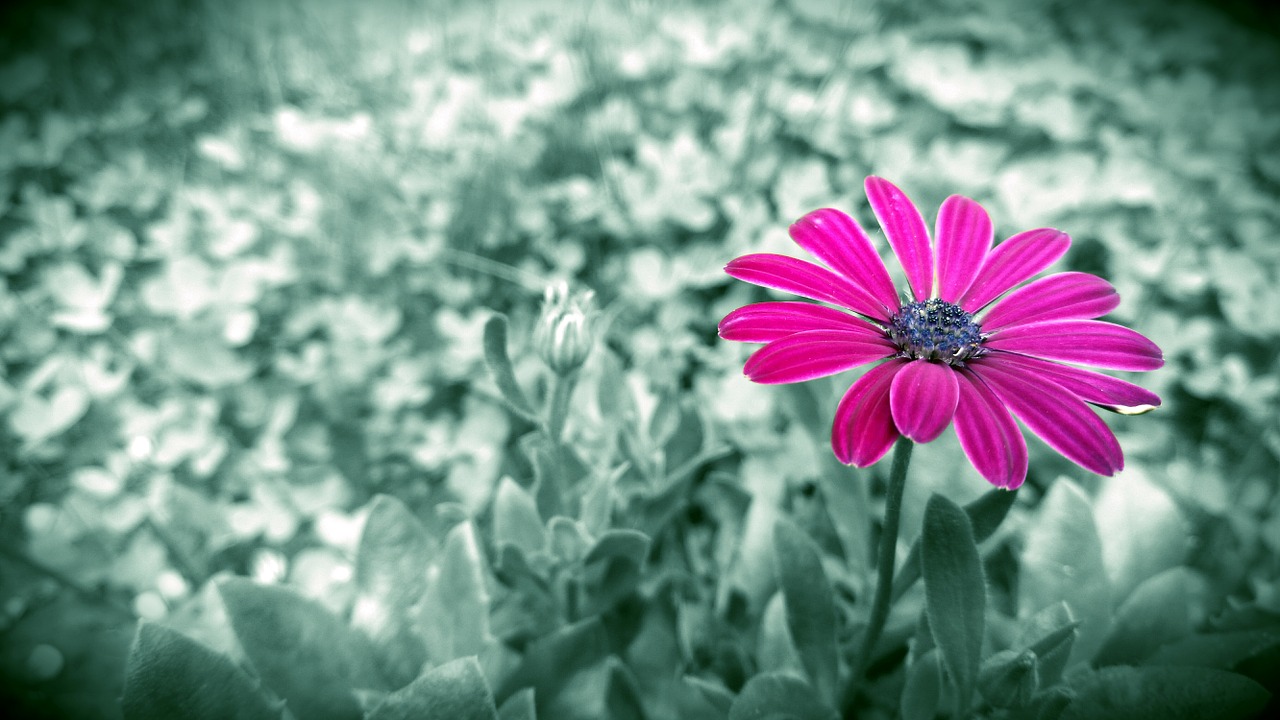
top-left (719, 177), bottom-right (1163, 489)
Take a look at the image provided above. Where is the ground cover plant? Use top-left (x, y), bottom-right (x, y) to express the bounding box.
top-left (1, 0), bottom-right (1279, 718)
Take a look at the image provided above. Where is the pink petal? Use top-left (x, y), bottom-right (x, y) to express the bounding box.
top-left (744, 330), bottom-right (893, 384)
top-left (934, 195), bottom-right (994, 303)
top-left (954, 370), bottom-right (1029, 489)
top-left (790, 208), bottom-right (900, 319)
top-left (985, 320), bottom-right (1164, 371)
top-left (970, 359), bottom-right (1123, 476)
top-left (865, 177), bottom-right (933, 302)
top-left (980, 272), bottom-right (1120, 331)
top-left (726, 254), bottom-right (886, 319)
top-left (719, 302), bottom-right (881, 343)
top-left (832, 361), bottom-right (905, 466)
top-left (958, 228), bottom-right (1071, 312)
top-left (984, 352), bottom-right (1161, 415)
top-left (889, 361), bottom-right (959, 443)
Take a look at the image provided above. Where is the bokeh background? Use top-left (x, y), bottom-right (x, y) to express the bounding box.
top-left (1, 0), bottom-right (1278, 717)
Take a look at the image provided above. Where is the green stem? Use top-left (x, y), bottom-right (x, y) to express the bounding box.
top-left (843, 437), bottom-right (913, 717)
top-left (546, 370), bottom-right (577, 444)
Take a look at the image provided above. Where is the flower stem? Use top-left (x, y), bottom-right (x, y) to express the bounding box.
top-left (843, 437), bottom-right (914, 716)
top-left (546, 370), bottom-right (577, 444)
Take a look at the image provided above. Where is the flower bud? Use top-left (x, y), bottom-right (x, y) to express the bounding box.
top-left (533, 281), bottom-right (596, 375)
top-left (978, 648), bottom-right (1040, 708)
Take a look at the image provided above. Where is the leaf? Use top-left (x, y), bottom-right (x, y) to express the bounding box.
top-left (921, 494), bottom-right (986, 714)
top-left (483, 314), bottom-right (538, 422)
top-left (1094, 568), bottom-right (1197, 667)
top-left (495, 618), bottom-right (609, 714)
top-left (497, 689), bottom-right (537, 720)
top-left (1019, 479), bottom-right (1112, 666)
top-left (661, 400), bottom-right (706, 473)
top-left (122, 623), bottom-right (282, 720)
top-left (757, 593), bottom-right (802, 675)
top-left (352, 495), bottom-right (434, 684)
top-left (580, 529), bottom-right (651, 616)
top-left (813, 455), bottom-right (871, 578)
top-left (900, 648), bottom-right (944, 720)
top-left (771, 517), bottom-right (840, 706)
top-left (1060, 666), bottom-right (1269, 720)
top-left (684, 676), bottom-right (734, 717)
top-left (605, 657), bottom-right (648, 720)
top-left (417, 521), bottom-right (493, 664)
top-left (1093, 469), bottom-right (1188, 602)
top-left (9, 384), bottom-right (90, 446)
top-left (218, 579), bottom-right (386, 720)
top-left (1015, 603), bottom-right (1080, 688)
top-left (367, 657), bottom-right (499, 720)
top-left (494, 477), bottom-right (546, 554)
top-left (1145, 629), bottom-right (1280, 670)
top-left (727, 672), bottom-right (838, 720)
top-left (893, 487), bottom-right (1017, 601)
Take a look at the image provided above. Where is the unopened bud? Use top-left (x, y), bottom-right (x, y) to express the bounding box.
top-left (533, 281), bottom-right (596, 375)
top-left (978, 648), bottom-right (1040, 708)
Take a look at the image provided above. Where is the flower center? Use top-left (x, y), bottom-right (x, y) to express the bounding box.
top-left (888, 298), bottom-right (985, 365)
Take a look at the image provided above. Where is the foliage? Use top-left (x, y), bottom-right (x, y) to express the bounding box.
top-left (1, 0), bottom-right (1278, 718)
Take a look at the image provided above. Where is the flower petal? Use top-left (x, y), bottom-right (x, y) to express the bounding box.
top-left (889, 361), bottom-right (959, 443)
top-left (984, 352), bottom-right (1161, 415)
top-left (979, 272), bottom-right (1119, 331)
top-left (790, 208), bottom-right (900, 318)
top-left (970, 359), bottom-right (1123, 476)
top-left (726, 253), bottom-right (886, 319)
top-left (934, 195), bottom-right (993, 303)
top-left (832, 361), bottom-right (904, 466)
top-left (744, 330), bottom-right (893, 384)
top-left (865, 177), bottom-right (933, 302)
top-left (958, 228), bottom-right (1070, 312)
top-left (985, 320), bottom-right (1164, 371)
top-left (954, 370), bottom-right (1028, 489)
top-left (719, 301), bottom-right (881, 343)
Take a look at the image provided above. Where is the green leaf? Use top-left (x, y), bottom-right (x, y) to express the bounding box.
top-left (605, 657), bottom-right (648, 720)
top-left (1019, 480), bottom-right (1111, 666)
top-left (900, 648), bottom-right (944, 720)
top-left (1016, 603), bottom-right (1080, 688)
top-left (1145, 628), bottom-right (1280, 670)
top-left (1093, 470), bottom-right (1188, 602)
top-left (1060, 666), bottom-right (1269, 720)
top-left (727, 672), bottom-right (838, 720)
top-left (893, 488), bottom-right (1017, 601)
top-left (581, 529), bottom-right (651, 615)
top-left (494, 477), bottom-right (547, 554)
top-left (976, 649), bottom-right (1038, 709)
top-left (122, 623), bottom-right (282, 720)
top-left (814, 454), bottom-right (871, 579)
top-left (548, 516), bottom-right (591, 563)
top-left (684, 676), bottom-right (734, 717)
top-left (1094, 568), bottom-right (1197, 667)
top-left (416, 521), bottom-right (493, 664)
top-left (218, 579), bottom-right (386, 720)
top-left (771, 517), bottom-right (839, 706)
top-left (483, 314), bottom-right (538, 422)
top-left (368, 657), bottom-right (499, 720)
top-left (497, 688), bottom-right (537, 720)
top-left (921, 494), bottom-right (986, 712)
top-left (661, 400), bottom-right (706, 473)
top-left (496, 618), bottom-right (610, 714)
top-left (352, 494), bottom-right (433, 684)
top-left (757, 593), bottom-right (802, 675)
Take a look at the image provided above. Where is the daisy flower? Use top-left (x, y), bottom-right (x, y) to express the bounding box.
top-left (719, 177), bottom-right (1163, 489)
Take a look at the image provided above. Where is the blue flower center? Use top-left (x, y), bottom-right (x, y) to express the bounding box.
top-left (888, 299), bottom-right (985, 365)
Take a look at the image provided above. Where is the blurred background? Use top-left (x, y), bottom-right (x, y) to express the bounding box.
top-left (1, 0), bottom-right (1278, 716)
